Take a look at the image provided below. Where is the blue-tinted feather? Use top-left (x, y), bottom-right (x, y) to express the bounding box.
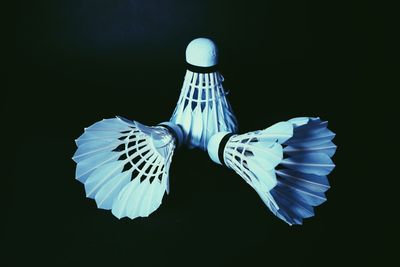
top-left (281, 153), bottom-right (335, 176)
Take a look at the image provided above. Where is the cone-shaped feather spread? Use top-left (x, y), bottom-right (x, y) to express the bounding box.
top-left (207, 117), bottom-right (336, 225)
top-left (73, 117), bottom-right (183, 219)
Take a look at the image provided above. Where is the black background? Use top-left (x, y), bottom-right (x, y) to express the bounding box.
top-left (6, 1), bottom-right (384, 266)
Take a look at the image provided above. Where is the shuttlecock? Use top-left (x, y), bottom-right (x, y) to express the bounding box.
top-left (72, 116), bottom-right (184, 219)
top-left (207, 117), bottom-right (336, 225)
top-left (170, 37), bottom-right (238, 150)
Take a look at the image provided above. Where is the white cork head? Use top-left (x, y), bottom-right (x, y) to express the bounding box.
top-left (185, 38), bottom-right (218, 67)
top-left (207, 132), bottom-right (230, 165)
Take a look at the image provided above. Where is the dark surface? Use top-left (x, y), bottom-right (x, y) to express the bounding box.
top-left (6, 1), bottom-right (381, 266)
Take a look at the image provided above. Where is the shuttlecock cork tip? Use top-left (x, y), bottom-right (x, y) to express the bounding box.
top-left (207, 132), bottom-right (231, 165)
top-left (186, 38), bottom-right (218, 67)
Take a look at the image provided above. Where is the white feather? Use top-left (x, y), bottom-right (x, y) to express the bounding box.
top-left (73, 117), bottom-right (178, 220)
top-left (84, 161), bottom-right (125, 199)
top-left (171, 70), bottom-right (237, 150)
top-left (75, 151), bottom-right (120, 183)
top-left (257, 121), bottom-right (293, 143)
top-left (95, 170), bottom-right (132, 209)
top-left (223, 133), bottom-right (284, 193)
top-left (126, 178), bottom-right (151, 219)
top-left (112, 177), bottom-right (141, 219)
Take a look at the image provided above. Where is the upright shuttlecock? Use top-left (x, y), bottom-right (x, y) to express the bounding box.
top-left (72, 117), bottom-right (183, 219)
top-left (170, 37), bottom-right (238, 150)
top-left (207, 117), bottom-right (336, 225)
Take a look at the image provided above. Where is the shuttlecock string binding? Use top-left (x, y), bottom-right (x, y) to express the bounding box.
top-left (186, 62), bottom-right (219, 73)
